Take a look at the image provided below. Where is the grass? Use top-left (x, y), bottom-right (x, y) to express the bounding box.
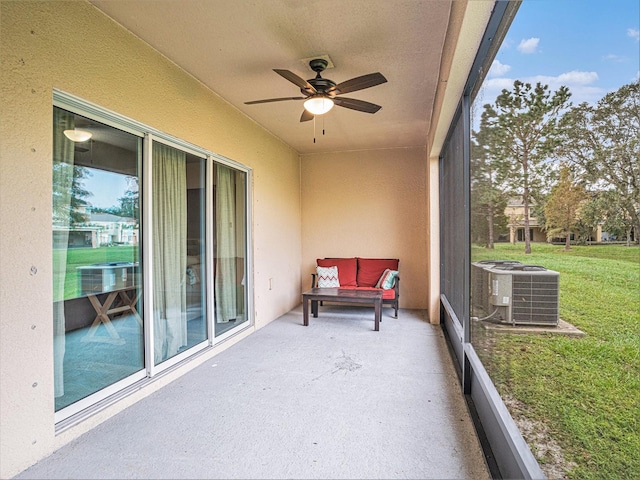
top-left (54, 246), bottom-right (138, 301)
top-left (472, 243), bottom-right (640, 480)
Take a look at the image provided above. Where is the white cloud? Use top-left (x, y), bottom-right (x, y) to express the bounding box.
top-left (517, 37), bottom-right (540, 54)
top-left (476, 71), bottom-right (603, 108)
top-left (488, 60), bottom-right (511, 77)
top-left (484, 77), bottom-right (516, 91)
top-left (603, 53), bottom-right (626, 63)
top-left (530, 71), bottom-right (601, 104)
top-left (628, 28), bottom-right (640, 42)
top-left (555, 70), bottom-right (599, 85)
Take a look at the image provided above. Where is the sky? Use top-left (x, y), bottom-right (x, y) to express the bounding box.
top-left (83, 167), bottom-right (131, 210)
top-left (480, 0), bottom-right (640, 108)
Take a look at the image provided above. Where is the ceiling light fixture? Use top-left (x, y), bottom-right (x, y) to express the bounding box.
top-left (63, 129), bottom-right (93, 142)
top-left (303, 95), bottom-right (334, 115)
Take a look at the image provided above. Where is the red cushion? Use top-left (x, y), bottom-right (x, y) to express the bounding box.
top-left (339, 285), bottom-right (396, 300)
top-left (382, 289), bottom-right (396, 300)
top-left (317, 258), bottom-right (358, 286)
top-left (356, 258), bottom-right (399, 287)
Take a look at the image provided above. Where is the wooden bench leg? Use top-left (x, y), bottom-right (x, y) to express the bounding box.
top-left (303, 296), bottom-right (309, 326)
top-left (374, 299), bottom-right (381, 331)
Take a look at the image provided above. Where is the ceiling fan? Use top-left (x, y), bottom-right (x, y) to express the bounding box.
top-left (245, 59), bottom-right (387, 122)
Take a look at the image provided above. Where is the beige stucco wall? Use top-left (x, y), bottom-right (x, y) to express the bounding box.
top-left (0, 1), bottom-right (301, 477)
top-left (426, 156), bottom-right (441, 323)
top-left (300, 147), bottom-right (428, 310)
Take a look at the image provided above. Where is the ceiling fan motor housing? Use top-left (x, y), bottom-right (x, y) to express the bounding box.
top-left (304, 77), bottom-right (336, 95)
top-left (302, 59), bottom-right (336, 95)
top-left (309, 58), bottom-right (329, 73)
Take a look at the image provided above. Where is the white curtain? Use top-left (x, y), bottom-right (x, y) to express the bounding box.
top-left (215, 164), bottom-right (237, 323)
top-left (52, 109), bottom-right (75, 397)
top-left (152, 143), bottom-right (187, 363)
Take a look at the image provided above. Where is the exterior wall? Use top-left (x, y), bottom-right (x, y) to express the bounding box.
top-left (0, 1), bottom-right (301, 477)
top-left (509, 226), bottom-right (547, 243)
top-left (426, 156), bottom-right (440, 323)
top-left (300, 147), bottom-right (428, 310)
top-left (505, 200), bottom-right (545, 243)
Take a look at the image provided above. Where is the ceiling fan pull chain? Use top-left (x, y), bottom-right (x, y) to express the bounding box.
top-left (323, 115), bottom-right (325, 136)
top-left (313, 116), bottom-right (316, 143)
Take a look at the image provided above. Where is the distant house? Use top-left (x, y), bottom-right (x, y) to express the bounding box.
top-left (504, 196), bottom-right (635, 244)
top-left (52, 212), bottom-right (138, 249)
top-left (504, 197), bottom-right (546, 243)
top-left (89, 212), bottom-right (139, 246)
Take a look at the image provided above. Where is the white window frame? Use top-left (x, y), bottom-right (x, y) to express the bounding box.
top-left (53, 90), bottom-right (254, 427)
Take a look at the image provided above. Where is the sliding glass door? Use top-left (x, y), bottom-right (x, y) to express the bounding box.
top-left (53, 106), bottom-right (144, 412)
top-left (214, 163), bottom-right (248, 337)
top-left (53, 94), bottom-right (252, 420)
top-left (152, 143), bottom-right (208, 365)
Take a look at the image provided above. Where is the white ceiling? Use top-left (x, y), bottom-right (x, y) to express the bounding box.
top-left (89, 0), bottom-right (453, 154)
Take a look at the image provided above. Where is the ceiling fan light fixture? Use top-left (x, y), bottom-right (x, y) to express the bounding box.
top-left (303, 96), bottom-right (334, 115)
top-left (63, 129), bottom-right (93, 142)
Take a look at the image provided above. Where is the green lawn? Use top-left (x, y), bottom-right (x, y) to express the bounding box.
top-left (472, 243), bottom-right (640, 480)
top-left (54, 246), bottom-right (138, 301)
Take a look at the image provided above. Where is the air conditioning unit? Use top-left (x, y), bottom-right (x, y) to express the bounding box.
top-left (77, 262), bottom-right (138, 296)
top-left (471, 260), bottom-right (523, 315)
top-left (488, 265), bottom-right (559, 326)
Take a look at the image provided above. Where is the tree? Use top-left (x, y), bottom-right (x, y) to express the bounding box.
top-left (471, 108), bottom-right (510, 248)
top-left (470, 189), bottom-right (508, 248)
top-left (102, 176), bottom-right (139, 219)
top-left (557, 81), bottom-right (640, 244)
top-left (115, 186), bottom-right (139, 219)
top-left (595, 190), bottom-right (637, 246)
top-left (572, 195), bottom-right (600, 245)
top-left (544, 164), bottom-right (586, 249)
top-left (52, 163), bottom-right (92, 226)
top-left (481, 81), bottom-right (572, 253)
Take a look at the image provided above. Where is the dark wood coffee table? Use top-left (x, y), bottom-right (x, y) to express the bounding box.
top-left (302, 288), bottom-right (383, 331)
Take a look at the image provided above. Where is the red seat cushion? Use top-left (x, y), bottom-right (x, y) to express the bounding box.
top-left (356, 258), bottom-right (399, 287)
top-left (339, 286), bottom-right (396, 300)
top-left (317, 258), bottom-right (358, 286)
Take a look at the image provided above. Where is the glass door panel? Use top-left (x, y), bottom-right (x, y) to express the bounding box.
top-left (152, 144), bottom-right (207, 365)
top-left (185, 158), bottom-right (208, 348)
top-left (214, 163), bottom-right (248, 337)
top-left (53, 107), bottom-right (144, 411)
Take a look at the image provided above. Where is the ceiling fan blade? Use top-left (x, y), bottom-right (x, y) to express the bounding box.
top-left (333, 97), bottom-right (382, 114)
top-left (300, 110), bottom-right (314, 122)
top-left (273, 69), bottom-right (316, 93)
top-left (331, 72), bottom-right (387, 95)
top-left (245, 97), bottom-right (305, 105)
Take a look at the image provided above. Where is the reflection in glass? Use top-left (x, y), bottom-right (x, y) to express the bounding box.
top-left (214, 163), bottom-right (247, 337)
top-left (152, 144), bottom-right (207, 365)
top-left (53, 107), bottom-right (143, 411)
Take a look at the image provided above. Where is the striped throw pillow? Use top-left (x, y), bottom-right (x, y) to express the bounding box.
top-left (376, 269), bottom-right (398, 290)
top-left (317, 266), bottom-right (340, 287)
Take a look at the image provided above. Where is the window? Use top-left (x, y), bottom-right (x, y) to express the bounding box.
top-left (214, 163), bottom-right (248, 337)
top-left (463, 2), bottom-right (639, 478)
top-left (151, 142), bottom-right (208, 365)
top-left (53, 106), bottom-right (144, 412)
top-left (53, 93), bottom-right (252, 421)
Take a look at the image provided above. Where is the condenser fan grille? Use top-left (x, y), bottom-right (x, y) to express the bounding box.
top-left (511, 274), bottom-right (560, 325)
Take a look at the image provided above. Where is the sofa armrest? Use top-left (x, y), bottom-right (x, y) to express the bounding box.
top-left (311, 273), bottom-right (317, 289)
top-left (394, 275), bottom-right (400, 295)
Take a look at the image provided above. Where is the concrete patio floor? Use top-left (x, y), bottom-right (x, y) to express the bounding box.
top-left (16, 306), bottom-right (491, 479)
